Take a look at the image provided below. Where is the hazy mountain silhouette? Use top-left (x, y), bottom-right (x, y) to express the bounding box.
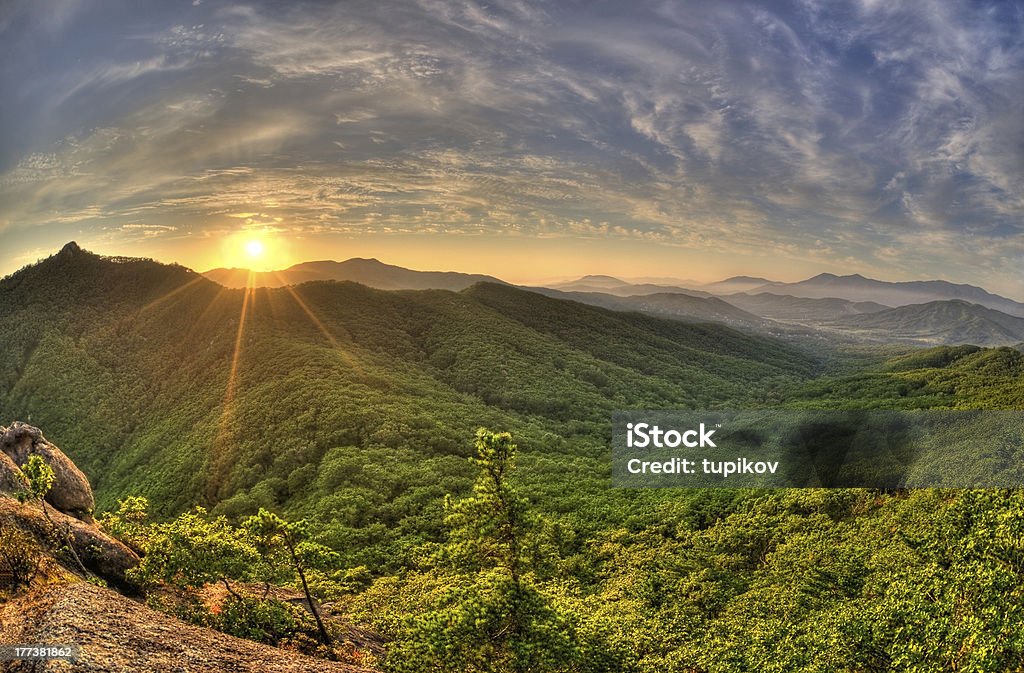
top-left (699, 276), bottom-right (775, 294)
top-left (724, 292), bottom-right (891, 323)
top-left (752, 273), bottom-right (1024, 316)
top-left (203, 258), bottom-right (507, 291)
top-left (530, 287), bottom-right (770, 330)
top-left (831, 299), bottom-right (1024, 346)
top-left (549, 277), bottom-right (711, 297)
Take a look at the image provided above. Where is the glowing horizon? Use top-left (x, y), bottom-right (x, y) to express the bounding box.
top-left (13, 239), bottom-right (1024, 303)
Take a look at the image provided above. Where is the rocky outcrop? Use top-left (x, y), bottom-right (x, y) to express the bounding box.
top-left (0, 583), bottom-right (374, 673)
top-left (0, 498), bottom-right (139, 591)
top-left (0, 450), bottom-right (28, 493)
top-left (0, 421), bottom-right (138, 590)
top-left (0, 421), bottom-right (94, 520)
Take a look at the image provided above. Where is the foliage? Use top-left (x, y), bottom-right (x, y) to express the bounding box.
top-left (15, 454), bottom-right (54, 505)
top-left (120, 502), bottom-right (349, 657)
top-left (0, 525), bottom-right (47, 590)
top-left (12, 454), bottom-right (90, 576)
top-left (127, 507), bottom-right (258, 592)
top-left (215, 595), bottom-right (320, 652)
top-left (369, 429), bottom-right (623, 673)
top-left (98, 495), bottom-right (152, 552)
top-left (243, 508), bottom-right (339, 645)
top-left (442, 429), bottom-right (532, 576)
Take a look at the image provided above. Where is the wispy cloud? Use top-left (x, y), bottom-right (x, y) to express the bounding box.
top-left (0, 0), bottom-right (1021, 295)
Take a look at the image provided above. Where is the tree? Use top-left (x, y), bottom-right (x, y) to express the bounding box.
top-left (15, 454), bottom-right (88, 576)
top-left (388, 429), bottom-right (606, 673)
top-left (98, 495), bottom-right (151, 554)
top-left (17, 454), bottom-right (54, 504)
top-left (443, 429), bottom-right (532, 579)
top-left (128, 506), bottom-right (258, 599)
top-left (244, 508), bottom-right (339, 647)
top-left (0, 526), bottom-right (46, 590)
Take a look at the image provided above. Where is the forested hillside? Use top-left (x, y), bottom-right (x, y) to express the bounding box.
top-left (3, 246), bottom-right (1024, 671)
top-left (0, 245), bottom-right (813, 567)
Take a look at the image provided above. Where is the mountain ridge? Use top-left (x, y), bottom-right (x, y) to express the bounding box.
top-left (753, 273), bottom-right (1024, 316)
top-left (830, 299), bottom-right (1024, 346)
top-left (723, 292), bottom-right (892, 322)
top-left (529, 286), bottom-right (771, 331)
top-left (203, 257), bottom-right (507, 291)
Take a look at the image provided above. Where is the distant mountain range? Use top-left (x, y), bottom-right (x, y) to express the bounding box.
top-left (203, 258), bottom-right (506, 291)
top-left (700, 276), bottom-right (774, 295)
top-left (530, 288), bottom-right (769, 330)
top-left (548, 276), bottom-right (711, 298)
top-left (200, 259), bottom-right (1024, 346)
top-left (723, 293), bottom-right (891, 322)
top-left (751, 273), bottom-right (1024, 317)
top-left (829, 300), bottom-right (1024, 347)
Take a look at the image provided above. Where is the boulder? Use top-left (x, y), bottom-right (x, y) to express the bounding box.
top-left (0, 497), bottom-right (141, 592)
top-left (0, 450), bottom-right (28, 494)
top-left (0, 422), bottom-right (95, 520)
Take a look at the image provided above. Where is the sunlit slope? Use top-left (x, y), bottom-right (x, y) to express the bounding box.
top-left (0, 246), bottom-right (815, 521)
top-left (789, 344), bottom-right (1024, 409)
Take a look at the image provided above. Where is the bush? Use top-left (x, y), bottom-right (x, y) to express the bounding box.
top-left (215, 595), bottom-right (317, 649)
top-left (0, 525), bottom-right (47, 591)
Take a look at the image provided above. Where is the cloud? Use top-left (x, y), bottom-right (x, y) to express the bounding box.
top-left (0, 0), bottom-right (1021, 294)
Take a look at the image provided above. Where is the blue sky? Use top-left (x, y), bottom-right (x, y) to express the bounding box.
top-left (1, 0), bottom-right (1022, 295)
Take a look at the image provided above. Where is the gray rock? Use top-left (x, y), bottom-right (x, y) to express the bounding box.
top-left (0, 496), bottom-right (141, 592)
top-left (0, 422), bottom-right (95, 520)
top-left (0, 450), bottom-right (28, 494)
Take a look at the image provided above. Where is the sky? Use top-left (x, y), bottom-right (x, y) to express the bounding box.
top-left (1, 0), bottom-right (1022, 295)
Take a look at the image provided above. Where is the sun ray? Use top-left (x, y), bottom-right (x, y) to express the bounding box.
top-left (138, 275), bottom-right (209, 314)
top-left (274, 275), bottom-right (365, 377)
top-left (207, 272), bottom-right (256, 501)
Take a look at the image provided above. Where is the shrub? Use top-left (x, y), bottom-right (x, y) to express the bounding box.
top-left (0, 525), bottom-right (47, 591)
top-left (215, 595), bottom-right (315, 648)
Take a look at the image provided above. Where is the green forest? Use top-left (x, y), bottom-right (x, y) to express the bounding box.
top-left (3, 247), bottom-right (1024, 671)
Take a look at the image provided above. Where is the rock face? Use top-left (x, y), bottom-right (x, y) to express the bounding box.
top-left (0, 421), bottom-right (95, 520)
top-left (0, 583), bottom-right (374, 673)
top-left (0, 497), bottom-right (140, 591)
top-left (0, 450), bottom-right (29, 493)
top-left (0, 421), bottom-right (138, 589)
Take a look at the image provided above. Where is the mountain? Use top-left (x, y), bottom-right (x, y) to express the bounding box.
top-left (699, 276), bottom-right (775, 294)
top-left (557, 274), bottom-right (629, 289)
top-left (7, 244), bottom-right (1024, 671)
top-left (203, 257), bottom-right (507, 291)
top-left (724, 292), bottom-right (891, 323)
top-left (0, 244), bottom-right (814, 566)
top-left (530, 287), bottom-right (770, 330)
top-left (549, 277), bottom-right (711, 297)
top-left (830, 299), bottom-right (1024, 346)
top-left (753, 273), bottom-right (1024, 316)
top-left (621, 275), bottom-right (703, 286)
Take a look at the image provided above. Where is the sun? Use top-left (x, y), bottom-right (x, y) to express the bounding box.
top-left (218, 231), bottom-right (291, 271)
top-left (245, 239), bottom-right (265, 259)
